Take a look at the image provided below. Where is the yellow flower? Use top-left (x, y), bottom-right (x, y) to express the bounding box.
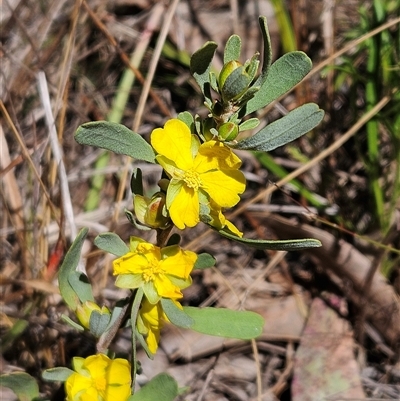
top-left (65, 354), bottom-right (131, 401)
top-left (151, 119), bottom-right (246, 229)
top-left (207, 201), bottom-right (243, 237)
top-left (113, 237), bottom-right (197, 304)
top-left (136, 299), bottom-right (167, 354)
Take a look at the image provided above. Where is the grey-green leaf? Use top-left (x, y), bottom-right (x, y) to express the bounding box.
top-left (59, 228), bottom-right (93, 310)
top-left (0, 372), bottom-right (39, 401)
top-left (183, 307), bottom-right (264, 340)
top-left (161, 298), bottom-right (194, 329)
top-left (238, 118), bottom-right (260, 132)
top-left (131, 168), bottom-right (144, 196)
top-left (42, 367), bottom-right (74, 382)
top-left (217, 228), bottom-right (322, 250)
top-left (253, 16), bottom-right (272, 88)
top-left (177, 111), bottom-right (194, 131)
top-left (190, 41), bottom-right (218, 105)
top-left (67, 272), bottom-right (94, 304)
top-left (89, 311), bottom-right (111, 338)
top-left (236, 103), bottom-right (324, 151)
top-left (128, 373), bottom-right (179, 401)
top-left (194, 253), bottom-right (216, 269)
top-left (224, 34), bottom-right (241, 64)
top-left (75, 121), bottom-right (156, 163)
top-left (94, 232), bottom-right (129, 257)
top-left (241, 51), bottom-right (312, 116)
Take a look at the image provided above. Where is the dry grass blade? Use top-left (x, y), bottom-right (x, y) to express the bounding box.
top-left (259, 213), bottom-right (400, 348)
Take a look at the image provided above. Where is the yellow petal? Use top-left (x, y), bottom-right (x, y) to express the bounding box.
top-left (151, 119), bottom-right (194, 171)
top-left (160, 248), bottom-right (197, 279)
top-left (107, 358), bottom-right (131, 385)
top-left (198, 140), bottom-right (242, 169)
top-left (65, 373), bottom-right (91, 400)
top-left (201, 169), bottom-right (245, 207)
top-left (168, 185), bottom-right (200, 229)
top-left (154, 275), bottom-right (183, 299)
top-left (113, 253), bottom-right (148, 275)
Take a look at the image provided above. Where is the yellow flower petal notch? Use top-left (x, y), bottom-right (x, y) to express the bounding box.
top-left (136, 298), bottom-right (181, 354)
top-left (65, 354), bottom-right (131, 401)
top-left (113, 237), bottom-right (197, 304)
top-left (151, 119), bottom-right (246, 229)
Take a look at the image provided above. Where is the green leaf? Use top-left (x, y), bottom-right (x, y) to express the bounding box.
top-left (190, 41), bottom-right (218, 106)
top-left (128, 373), bottom-right (179, 401)
top-left (75, 121), bottom-right (156, 163)
top-left (216, 228), bottom-right (322, 250)
top-left (68, 272), bottom-right (94, 304)
top-left (42, 367), bottom-right (74, 382)
top-left (60, 314), bottom-right (84, 331)
top-left (0, 372), bottom-right (39, 401)
top-left (177, 111), bottom-right (194, 131)
top-left (253, 16), bottom-right (273, 88)
top-left (89, 310), bottom-right (111, 337)
top-left (94, 232), bottom-right (129, 257)
top-left (131, 168), bottom-right (144, 196)
top-left (224, 34), bottom-right (241, 64)
top-left (194, 253), bottom-right (216, 269)
top-left (236, 103), bottom-right (324, 152)
top-left (183, 307), bottom-right (264, 340)
top-left (241, 52), bottom-right (312, 116)
top-left (238, 118), bottom-right (260, 132)
top-left (160, 298), bottom-right (194, 329)
top-left (221, 66), bottom-right (253, 102)
top-left (59, 228), bottom-right (93, 310)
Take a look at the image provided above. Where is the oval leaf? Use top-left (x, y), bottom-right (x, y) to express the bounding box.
top-left (0, 372), bottom-right (39, 401)
top-left (42, 367), bottom-right (74, 382)
top-left (128, 373), bottom-right (179, 401)
top-left (190, 41), bottom-right (218, 105)
top-left (183, 307), bottom-right (264, 340)
top-left (59, 228), bottom-right (93, 309)
top-left (236, 103), bottom-right (324, 152)
top-left (68, 271), bottom-right (94, 304)
top-left (241, 51), bottom-right (312, 116)
top-left (131, 168), bottom-right (144, 196)
top-left (224, 34), bottom-right (241, 64)
top-left (238, 118), bottom-right (260, 132)
top-left (94, 232), bottom-right (129, 257)
top-left (89, 310), bottom-right (111, 338)
top-left (216, 227), bottom-right (322, 250)
top-left (194, 253), bottom-right (216, 269)
top-left (253, 16), bottom-right (272, 87)
top-left (75, 121), bottom-right (156, 163)
top-left (161, 298), bottom-right (194, 329)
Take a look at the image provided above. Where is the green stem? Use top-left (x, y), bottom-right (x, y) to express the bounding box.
top-left (130, 287), bottom-right (144, 393)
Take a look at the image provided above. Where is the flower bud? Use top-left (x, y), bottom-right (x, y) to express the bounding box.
top-left (218, 60), bottom-right (242, 91)
top-left (134, 192), bottom-right (170, 229)
top-left (202, 117), bottom-right (216, 141)
top-left (76, 301), bottom-right (110, 330)
top-left (218, 122), bottom-right (239, 141)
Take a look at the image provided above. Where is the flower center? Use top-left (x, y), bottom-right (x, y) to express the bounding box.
top-left (142, 260), bottom-right (164, 282)
top-left (183, 169), bottom-right (202, 189)
top-left (93, 376), bottom-right (106, 392)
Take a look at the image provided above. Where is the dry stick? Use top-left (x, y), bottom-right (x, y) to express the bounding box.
top-left (82, 0), bottom-right (171, 118)
top-left (0, 101), bottom-right (58, 219)
top-left (111, 0), bottom-right (180, 226)
top-left (53, 0), bottom-right (82, 117)
top-left (251, 338), bottom-right (263, 401)
top-left (185, 94), bottom-right (391, 252)
top-left (303, 16), bottom-right (400, 85)
top-left (37, 72), bottom-right (86, 273)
